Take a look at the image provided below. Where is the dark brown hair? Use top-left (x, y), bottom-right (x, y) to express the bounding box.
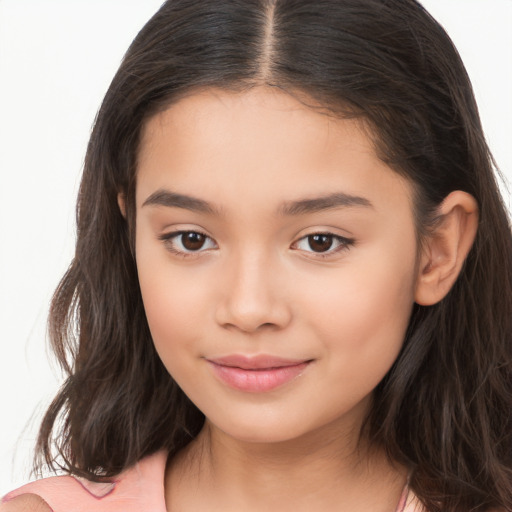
top-left (35, 1), bottom-right (512, 510)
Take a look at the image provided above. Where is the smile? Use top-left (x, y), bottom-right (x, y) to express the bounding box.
top-left (206, 355), bottom-right (311, 393)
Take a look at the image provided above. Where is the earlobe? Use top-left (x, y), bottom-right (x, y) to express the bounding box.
top-left (415, 191), bottom-right (478, 306)
top-left (117, 192), bottom-right (127, 218)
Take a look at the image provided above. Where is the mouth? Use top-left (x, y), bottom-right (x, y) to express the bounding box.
top-left (206, 354), bottom-right (312, 393)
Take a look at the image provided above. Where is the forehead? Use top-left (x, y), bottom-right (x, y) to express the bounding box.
top-left (136, 87), bottom-right (413, 216)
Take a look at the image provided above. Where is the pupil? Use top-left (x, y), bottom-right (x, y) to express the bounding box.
top-left (182, 232), bottom-right (205, 251)
top-left (308, 234), bottom-right (333, 252)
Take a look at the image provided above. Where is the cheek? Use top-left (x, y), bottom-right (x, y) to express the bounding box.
top-left (140, 275), bottom-right (201, 338)
top-left (138, 270), bottom-right (209, 387)
top-left (135, 233), bottom-right (207, 363)
top-left (300, 245), bottom-right (417, 381)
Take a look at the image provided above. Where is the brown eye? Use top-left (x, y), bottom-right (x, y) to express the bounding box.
top-left (181, 232), bottom-right (207, 251)
top-left (307, 234), bottom-right (334, 252)
top-left (160, 230), bottom-right (216, 255)
top-left (292, 232), bottom-right (354, 257)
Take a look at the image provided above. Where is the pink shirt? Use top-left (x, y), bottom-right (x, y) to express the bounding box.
top-left (3, 451), bottom-right (424, 511)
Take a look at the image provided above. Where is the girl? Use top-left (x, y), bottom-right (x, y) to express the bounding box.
top-left (2, 0), bottom-right (511, 510)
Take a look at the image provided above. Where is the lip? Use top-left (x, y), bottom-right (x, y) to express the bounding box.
top-left (206, 354), bottom-right (312, 393)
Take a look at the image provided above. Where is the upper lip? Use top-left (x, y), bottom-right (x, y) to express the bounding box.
top-left (206, 354), bottom-right (311, 370)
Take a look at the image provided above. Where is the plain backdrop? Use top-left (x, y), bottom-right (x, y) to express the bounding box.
top-left (0, 0), bottom-right (511, 494)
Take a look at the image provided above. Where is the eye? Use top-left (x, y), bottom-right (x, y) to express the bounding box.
top-left (292, 233), bottom-right (353, 256)
top-left (159, 230), bottom-right (217, 255)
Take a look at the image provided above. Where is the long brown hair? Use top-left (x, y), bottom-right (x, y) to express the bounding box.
top-left (35, 1), bottom-right (512, 510)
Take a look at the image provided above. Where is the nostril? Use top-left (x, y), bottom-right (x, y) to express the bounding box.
top-left (221, 320), bottom-right (279, 334)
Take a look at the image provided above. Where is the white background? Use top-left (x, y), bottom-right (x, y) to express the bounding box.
top-left (0, 0), bottom-right (511, 494)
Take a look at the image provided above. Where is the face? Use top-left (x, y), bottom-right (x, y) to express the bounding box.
top-left (134, 87), bottom-right (420, 444)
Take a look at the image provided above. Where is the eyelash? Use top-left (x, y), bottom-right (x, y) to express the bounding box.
top-left (158, 231), bottom-right (354, 259)
top-left (292, 233), bottom-right (355, 259)
top-left (158, 230), bottom-right (217, 258)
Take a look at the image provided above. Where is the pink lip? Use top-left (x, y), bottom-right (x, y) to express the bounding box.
top-left (206, 355), bottom-right (311, 393)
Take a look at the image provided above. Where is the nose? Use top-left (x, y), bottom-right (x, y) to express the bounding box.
top-left (215, 250), bottom-right (292, 333)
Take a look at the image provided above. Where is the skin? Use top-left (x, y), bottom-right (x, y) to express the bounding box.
top-left (0, 495), bottom-right (52, 512)
top-left (135, 87), bottom-right (423, 511)
top-left (1, 87), bottom-right (479, 512)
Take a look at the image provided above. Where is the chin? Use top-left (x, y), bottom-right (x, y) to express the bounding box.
top-left (206, 408), bottom-right (345, 447)
top-left (204, 411), bottom-right (307, 444)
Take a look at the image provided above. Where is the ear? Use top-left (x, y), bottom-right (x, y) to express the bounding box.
top-left (117, 192), bottom-right (127, 218)
top-left (415, 191), bottom-right (478, 306)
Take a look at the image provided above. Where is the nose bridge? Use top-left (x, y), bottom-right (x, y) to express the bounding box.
top-left (217, 244), bottom-right (290, 332)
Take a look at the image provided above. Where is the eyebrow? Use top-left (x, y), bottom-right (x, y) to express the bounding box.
top-left (142, 189), bottom-right (372, 216)
top-left (142, 190), bottom-right (220, 214)
top-left (279, 192), bottom-right (373, 215)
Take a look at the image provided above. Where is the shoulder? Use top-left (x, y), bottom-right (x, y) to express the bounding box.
top-left (1, 474), bottom-right (107, 512)
top-left (1, 451), bottom-right (168, 512)
top-left (399, 487), bottom-right (426, 512)
top-left (0, 494), bottom-right (52, 512)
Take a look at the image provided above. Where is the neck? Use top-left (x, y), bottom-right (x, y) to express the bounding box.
top-left (165, 419), bottom-right (407, 512)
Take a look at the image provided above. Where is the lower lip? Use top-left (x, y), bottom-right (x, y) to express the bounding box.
top-left (208, 361), bottom-right (310, 393)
